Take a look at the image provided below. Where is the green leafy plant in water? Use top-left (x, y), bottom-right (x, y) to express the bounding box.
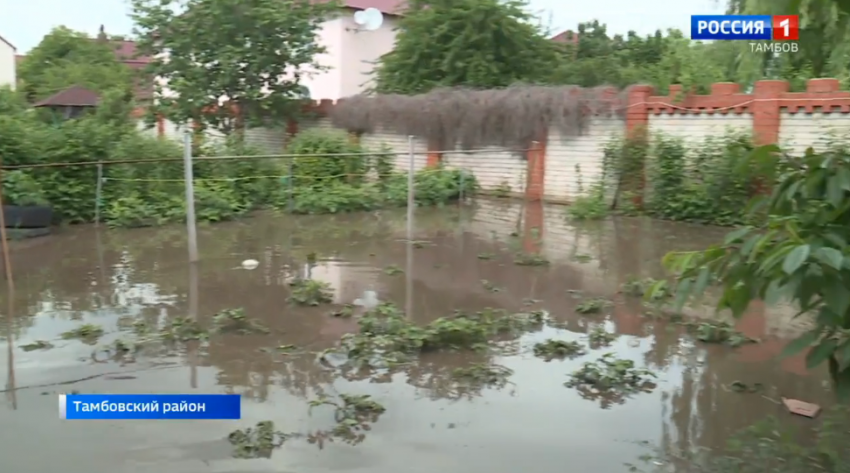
top-left (322, 303), bottom-right (546, 370)
top-left (576, 298), bottom-right (610, 314)
top-left (383, 264), bottom-right (404, 275)
top-left (567, 164), bottom-right (609, 221)
top-left (212, 308), bottom-right (269, 334)
top-left (159, 317), bottom-right (208, 342)
top-left (566, 353), bottom-right (656, 408)
top-left (513, 253), bottom-right (550, 266)
top-left (20, 340), bottom-right (53, 351)
top-left (329, 304), bottom-right (356, 318)
top-left (481, 279), bottom-right (502, 292)
top-left (654, 142), bottom-right (850, 401)
top-left (451, 363), bottom-right (513, 390)
top-left (288, 278), bottom-right (333, 306)
top-left (60, 324), bottom-right (105, 344)
top-left (228, 421), bottom-right (293, 459)
top-left (493, 181), bottom-right (512, 198)
top-left (307, 394), bottom-right (386, 446)
top-left (533, 339), bottom-right (586, 361)
top-left (622, 276), bottom-right (669, 299)
top-left (588, 325), bottom-right (617, 348)
top-left (477, 252), bottom-right (495, 260)
top-left (684, 320), bottom-right (757, 347)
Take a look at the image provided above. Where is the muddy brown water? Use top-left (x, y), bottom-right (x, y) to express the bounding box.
top-left (0, 199), bottom-right (834, 473)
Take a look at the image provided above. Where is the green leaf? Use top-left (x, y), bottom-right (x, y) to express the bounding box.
top-left (724, 226), bottom-right (751, 245)
top-left (814, 247), bottom-right (844, 270)
top-left (693, 267), bottom-right (711, 296)
top-left (782, 244), bottom-right (810, 274)
top-left (829, 355), bottom-right (850, 402)
top-left (806, 338), bottom-right (837, 369)
top-left (838, 341), bottom-right (850, 371)
top-left (780, 329), bottom-right (819, 359)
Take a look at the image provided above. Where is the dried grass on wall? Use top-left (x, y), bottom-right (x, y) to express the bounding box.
top-left (329, 85), bottom-right (628, 150)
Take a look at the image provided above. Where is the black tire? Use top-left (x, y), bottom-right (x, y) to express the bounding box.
top-left (3, 205), bottom-right (53, 228)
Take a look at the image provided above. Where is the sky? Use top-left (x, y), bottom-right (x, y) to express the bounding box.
top-left (0, 0), bottom-right (726, 54)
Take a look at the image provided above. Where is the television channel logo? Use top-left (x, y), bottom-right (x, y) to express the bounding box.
top-left (691, 15), bottom-right (799, 41)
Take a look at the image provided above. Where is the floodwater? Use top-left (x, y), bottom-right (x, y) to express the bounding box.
top-left (0, 199), bottom-right (834, 473)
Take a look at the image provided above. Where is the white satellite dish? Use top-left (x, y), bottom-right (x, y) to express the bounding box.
top-left (353, 7), bottom-right (384, 31)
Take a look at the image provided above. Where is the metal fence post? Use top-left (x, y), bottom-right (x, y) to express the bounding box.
top-left (407, 136), bottom-right (415, 241)
top-left (183, 130), bottom-right (199, 263)
top-left (94, 163), bottom-right (103, 226)
top-left (287, 158), bottom-right (294, 213)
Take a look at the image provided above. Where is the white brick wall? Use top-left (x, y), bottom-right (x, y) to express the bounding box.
top-left (648, 113), bottom-right (752, 143)
top-left (359, 128), bottom-right (428, 173)
top-left (443, 147), bottom-right (526, 195)
top-left (779, 111), bottom-right (850, 155)
top-left (545, 118), bottom-right (623, 202)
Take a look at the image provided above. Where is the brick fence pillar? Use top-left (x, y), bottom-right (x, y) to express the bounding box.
top-left (625, 85), bottom-right (653, 206)
top-left (752, 80), bottom-right (787, 145)
top-left (526, 139), bottom-right (546, 201)
top-left (426, 141), bottom-right (441, 167)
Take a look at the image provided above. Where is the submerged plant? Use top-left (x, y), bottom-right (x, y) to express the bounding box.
top-left (451, 363), bottom-right (513, 391)
top-left (566, 353), bottom-right (656, 408)
top-left (687, 320), bottom-right (757, 347)
top-left (576, 298), bottom-right (610, 314)
top-left (60, 324), bottom-right (105, 344)
top-left (20, 340), bottom-right (53, 351)
top-left (533, 339), bottom-right (586, 361)
top-left (321, 303), bottom-right (545, 370)
top-left (212, 308), bottom-right (269, 334)
top-left (513, 253), bottom-right (549, 266)
top-left (307, 394), bottom-right (386, 447)
top-left (228, 421), bottom-right (293, 459)
top-left (588, 325), bottom-right (617, 348)
top-left (288, 278), bottom-right (334, 306)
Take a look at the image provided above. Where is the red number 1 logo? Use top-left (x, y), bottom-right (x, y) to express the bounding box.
top-left (773, 15), bottom-right (799, 41)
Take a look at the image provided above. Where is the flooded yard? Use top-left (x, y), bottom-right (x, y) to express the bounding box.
top-left (0, 199), bottom-right (834, 473)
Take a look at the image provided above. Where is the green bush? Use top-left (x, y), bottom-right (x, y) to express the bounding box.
top-left (290, 166), bottom-right (476, 214)
top-left (285, 129), bottom-right (367, 186)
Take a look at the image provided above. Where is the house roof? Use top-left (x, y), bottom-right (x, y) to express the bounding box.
top-left (34, 85), bottom-right (100, 107)
top-left (0, 34), bottom-right (15, 51)
top-left (550, 30), bottom-right (579, 44)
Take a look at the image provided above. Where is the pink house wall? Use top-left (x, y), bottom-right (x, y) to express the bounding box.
top-left (303, 13), bottom-right (399, 99)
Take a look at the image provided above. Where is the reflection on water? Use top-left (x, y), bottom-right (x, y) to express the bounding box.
top-left (0, 201), bottom-right (834, 473)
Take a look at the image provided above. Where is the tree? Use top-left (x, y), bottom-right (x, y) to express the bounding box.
top-left (17, 27), bottom-right (132, 102)
top-left (654, 144), bottom-right (850, 402)
top-left (130, 0), bottom-right (338, 135)
top-left (729, 0), bottom-right (850, 89)
top-left (549, 23), bottom-right (738, 93)
top-left (373, 0), bottom-right (559, 94)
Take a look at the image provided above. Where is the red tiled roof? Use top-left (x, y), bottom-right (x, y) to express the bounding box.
top-left (550, 30), bottom-right (579, 44)
top-left (0, 34), bottom-right (15, 51)
top-left (34, 85), bottom-right (100, 107)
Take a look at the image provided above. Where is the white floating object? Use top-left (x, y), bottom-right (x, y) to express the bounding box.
top-left (241, 259), bottom-right (259, 270)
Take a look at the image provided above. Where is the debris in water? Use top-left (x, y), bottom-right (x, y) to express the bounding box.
top-left (383, 264), bottom-right (404, 275)
top-left (782, 398), bottom-right (821, 418)
top-left (481, 279), bottom-right (502, 292)
top-left (727, 380), bottom-right (764, 393)
top-left (513, 253), bottom-right (549, 266)
top-left (241, 259), bottom-right (259, 270)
